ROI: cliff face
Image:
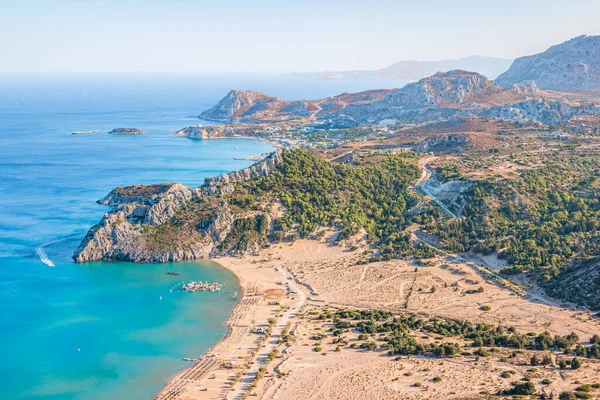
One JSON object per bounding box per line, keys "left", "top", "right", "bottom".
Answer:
{"left": 73, "top": 183, "right": 207, "bottom": 262}
{"left": 496, "top": 35, "right": 600, "bottom": 92}
{"left": 73, "top": 152, "right": 284, "bottom": 263}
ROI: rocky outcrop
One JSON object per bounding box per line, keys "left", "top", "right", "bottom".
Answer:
{"left": 73, "top": 186, "right": 242, "bottom": 263}
{"left": 414, "top": 135, "right": 468, "bottom": 153}
{"left": 98, "top": 183, "right": 179, "bottom": 206}
{"left": 496, "top": 35, "right": 600, "bottom": 92}
{"left": 203, "top": 150, "right": 285, "bottom": 186}
{"left": 74, "top": 183, "right": 205, "bottom": 262}
{"left": 109, "top": 128, "right": 147, "bottom": 135}
{"left": 200, "top": 90, "right": 280, "bottom": 121}
{"left": 73, "top": 153, "right": 284, "bottom": 263}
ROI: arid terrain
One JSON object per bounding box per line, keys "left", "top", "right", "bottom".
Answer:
{"left": 156, "top": 234, "right": 600, "bottom": 400}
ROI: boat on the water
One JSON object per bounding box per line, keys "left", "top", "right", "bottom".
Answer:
{"left": 182, "top": 281, "right": 222, "bottom": 292}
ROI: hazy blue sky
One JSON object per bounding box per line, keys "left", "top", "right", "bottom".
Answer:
{"left": 2, "top": 0, "right": 599, "bottom": 73}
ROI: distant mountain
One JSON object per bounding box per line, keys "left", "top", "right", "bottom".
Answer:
{"left": 200, "top": 70, "right": 600, "bottom": 127}
{"left": 496, "top": 35, "right": 600, "bottom": 92}
{"left": 333, "top": 70, "right": 585, "bottom": 126}
{"left": 199, "top": 88, "right": 394, "bottom": 122}
{"left": 303, "top": 56, "right": 513, "bottom": 81}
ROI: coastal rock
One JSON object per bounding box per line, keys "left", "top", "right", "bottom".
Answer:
{"left": 108, "top": 128, "right": 148, "bottom": 135}
{"left": 203, "top": 150, "right": 284, "bottom": 186}
{"left": 73, "top": 153, "right": 283, "bottom": 263}
{"left": 496, "top": 35, "right": 600, "bottom": 92}
{"left": 98, "top": 183, "right": 178, "bottom": 206}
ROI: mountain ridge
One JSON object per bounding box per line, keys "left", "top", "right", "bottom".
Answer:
{"left": 300, "top": 55, "right": 513, "bottom": 81}
{"left": 198, "top": 70, "right": 600, "bottom": 127}
{"left": 496, "top": 35, "right": 600, "bottom": 92}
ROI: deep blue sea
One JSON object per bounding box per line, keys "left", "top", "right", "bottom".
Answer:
{"left": 0, "top": 73, "right": 408, "bottom": 399}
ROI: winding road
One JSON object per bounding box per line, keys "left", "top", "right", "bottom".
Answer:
{"left": 414, "top": 158, "right": 457, "bottom": 218}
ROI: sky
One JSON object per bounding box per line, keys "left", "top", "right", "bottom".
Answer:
{"left": 1, "top": 0, "right": 600, "bottom": 73}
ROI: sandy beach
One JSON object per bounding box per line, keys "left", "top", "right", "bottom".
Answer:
{"left": 155, "top": 233, "right": 600, "bottom": 400}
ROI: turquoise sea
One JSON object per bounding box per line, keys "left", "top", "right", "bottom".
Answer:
{"left": 0, "top": 73, "right": 407, "bottom": 399}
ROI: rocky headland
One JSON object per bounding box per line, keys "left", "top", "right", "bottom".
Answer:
{"left": 73, "top": 150, "right": 286, "bottom": 263}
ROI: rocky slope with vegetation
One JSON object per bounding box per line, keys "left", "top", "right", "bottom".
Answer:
{"left": 496, "top": 35, "right": 600, "bottom": 92}
{"left": 74, "top": 149, "right": 420, "bottom": 263}
{"left": 426, "top": 145, "right": 600, "bottom": 311}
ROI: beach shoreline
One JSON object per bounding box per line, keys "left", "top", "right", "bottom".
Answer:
{"left": 155, "top": 235, "right": 600, "bottom": 400}
{"left": 155, "top": 259, "right": 247, "bottom": 399}
{"left": 154, "top": 252, "right": 298, "bottom": 400}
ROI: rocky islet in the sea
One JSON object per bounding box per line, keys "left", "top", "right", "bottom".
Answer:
{"left": 108, "top": 128, "right": 148, "bottom": 135}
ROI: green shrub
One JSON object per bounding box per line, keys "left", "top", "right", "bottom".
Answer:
{"left": 505, "top": 381, "right": 536, "bottom": 396}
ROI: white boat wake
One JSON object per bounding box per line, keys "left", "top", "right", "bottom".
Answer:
{"left": 35, "top": 245, "right": 55, "bottom": 267}
{"left": 34, "top": 234, "right": 80, "bottom": 267}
